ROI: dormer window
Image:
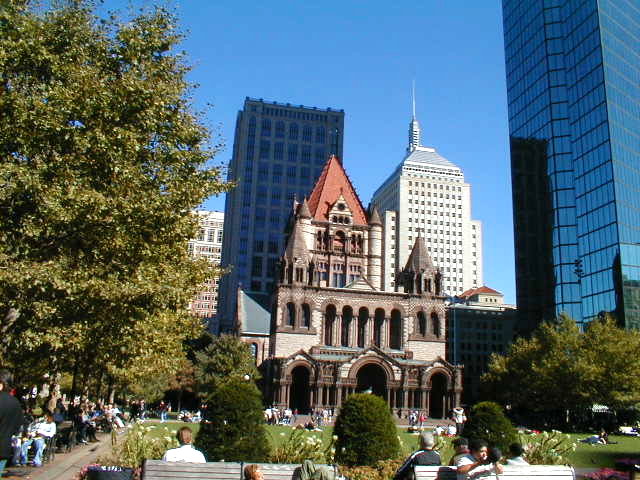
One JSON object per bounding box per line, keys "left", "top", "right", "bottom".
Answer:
{"left": 337, "top": 203, "right": 346, "bottom": 211}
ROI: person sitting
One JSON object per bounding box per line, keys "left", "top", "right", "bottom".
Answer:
{"left": 455, "top": 438, "right": 503, "bottom": 480}
{"left": 449, "top": 437, "right": 470, "bottom": 465}
{"left": 19, "top": 413, "right": 56, "bottom": 467}
{"left": 244, "top": 464, "right": 264, "bottom": 480}
{"left": 162, "top": 426, "right": 205, "bottom": 463}
{"left": 505, "top": 443, "right": 529, "bottom": 465}
{"left": 298, "top": 459, "right": 335, "bottom": 480}
{"left": 393, "top": 432, "right": 441, "bottom": 480}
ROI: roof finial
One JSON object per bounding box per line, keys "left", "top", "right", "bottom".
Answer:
{"left": 408, "top": 79, "right": 421, "bottom": 153}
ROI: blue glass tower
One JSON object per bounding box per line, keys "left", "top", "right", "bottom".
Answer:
{"left": 216, "top": 98, "right": 344, "bottom": 333}
{"left": 503, "top": 0, "right": 640, "bottom": 330}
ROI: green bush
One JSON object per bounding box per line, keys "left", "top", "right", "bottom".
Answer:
{"left": 334, "top": 393, "right": 400, "bottom": 466}
{"left": 519, "top": 431, "right": 576, "bottom": 465}
{"left": 97, "top": 422, "right": 178, "bottom": 467}
{"left": 463, "top": 401, "right": 518, "bottom": 451}
{"left": 194, "top": 378, "right": 270, "bottom": 462}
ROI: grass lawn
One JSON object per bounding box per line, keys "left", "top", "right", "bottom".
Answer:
{"left": 141, "top": 422, "right": 640, "bottom": 469}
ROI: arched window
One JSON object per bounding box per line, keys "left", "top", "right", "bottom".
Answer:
{"left": 418, "top": 311, "right": 427, "bottom": 336}
{"left": 357, "top": 307, "right": 368, "bottom": 348}
{"left": 261, "top": 118, "right": 271, "bottom": 136}
{"left": 374, "top": 308, "right": 385, "bottom": 347}
{"left": 341, "top": 306, "right": 353, "bottom": 347}
{"left": 390, "top": 309, "right": 402, "bottom": 350}
{"left": 324, "top": 305, "right": 336, "bottom": 346}
{"left": 289, "top": 123, "right": 298, "bottom": 140}
{"left": 302, "top": 304, "right": 311, "bottom": 328}
{"left": 250, "top": 343, "right": 258, "bottom": 363}
{"left": 286, "top": 302, "right": 296, "bottom": 327}
{"left": 316, "top": 231, "right": 324, "bottom": 250}
{"left": 431, "top": 312, "right": 440, "bottom": 337}
{"left": 333, "top": 231, "right": 345, "bottom": 252}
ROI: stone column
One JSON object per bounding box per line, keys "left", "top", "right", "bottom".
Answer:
{"left": 382, "top": 318, "right": 389, "bottom": 348}
{"left": 334, "top": 315, "right": 341, "bottom": 346}
{"left": 350, "top": 317, "right": 357, "bottom": 347}
{"left": 366, "top": 316, "right": 373, "bottom": 347}
{"left": 336, "top": 386, "right": 343, "bottom": 407}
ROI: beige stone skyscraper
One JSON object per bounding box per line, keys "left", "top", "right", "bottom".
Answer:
{"left": 371, "top": 101, "right": 483, "bottom": 297}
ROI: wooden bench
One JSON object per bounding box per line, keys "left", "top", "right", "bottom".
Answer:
{"left": 414, "top": 464, "right": 576, "bottom": 480}
{"left": 142, "top": 460, "right": 338, "bottom": 480}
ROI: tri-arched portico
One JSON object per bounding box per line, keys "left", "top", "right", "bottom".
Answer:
{"left": 270, "top": 351, "right": 461, "bottom": 418}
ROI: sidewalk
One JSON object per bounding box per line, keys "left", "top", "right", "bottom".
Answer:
{"left": 3, "top": 432, "right": 115, "bottom": 480}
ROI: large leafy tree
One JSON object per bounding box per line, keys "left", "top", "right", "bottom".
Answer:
{"left": 481, "top": 315, "right": 640, "bottom": 426}
{"left": 0, "top": 0, "right": 229, "bottom": 391}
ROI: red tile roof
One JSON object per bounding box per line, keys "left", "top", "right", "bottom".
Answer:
{"left": 459, "top": 286, "right": 503, "bottom": 298}
{"left": 307, "top": 155, "right": 368, "bottom": 225}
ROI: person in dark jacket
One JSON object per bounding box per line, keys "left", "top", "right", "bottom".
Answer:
{"left": 394, "top": 432, "right": 441, "bottom": 480}
{"left": 0, "top": 370, "right": 24, "bottom": 477}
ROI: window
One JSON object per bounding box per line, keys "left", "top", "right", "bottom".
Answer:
{"left": 251, "top": 256, "right": 263, "bottom": 277}
{"left": 301, "top": 145, "right": 311, "bottom": 163}
{"left": 286, "top": 302, "right": 296, "bottom": 326}
{"left": 302, "top": 125, "right": 312, "bottom": 142}
{"left": 289, "top": 123, "right": 298, "bottom": 140}
{"left": 315, "top": 126, "right": 325, "bottom": 143}
{"left": 302, "top": 304, "right": 311, "bottom": 328}
{"left": 275, "top": 121, "right": 285, "bottom": 138}
{"left": 261, "top": 119, "right": 271, "bottom": 136}
{"left": 259, "top": 140, "right": 270, "bottom": 159}
{"left": 274, "top": 142, "right": 284, "bottom": 160}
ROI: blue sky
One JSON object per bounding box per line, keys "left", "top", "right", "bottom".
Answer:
{"left": 110, "top": 1, "right": 515, "bottom": 303}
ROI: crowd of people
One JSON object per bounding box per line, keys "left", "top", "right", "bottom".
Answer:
{"left": 393, "top": 431, "right": 531, "bottom": 480}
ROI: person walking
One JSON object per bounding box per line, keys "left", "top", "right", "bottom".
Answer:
{"left": 0, "top": 370, "right": 24, "bottom": 477}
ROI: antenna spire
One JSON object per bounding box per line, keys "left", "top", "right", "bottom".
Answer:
{"left": 412, "top": 79, "right": 416, "bottom": 119}
{"left": 408, "top": 80, "right": 421, "bottom": 152}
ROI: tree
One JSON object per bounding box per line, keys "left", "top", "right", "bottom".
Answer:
{"left": 481, "top": 315, "right": 640, "bottom": 428}
{"left": 481, "top": 316, "right": 590, "bottom": 415}
{"left": 462, "top": 402, "right": 518, "bottom": 451}
{"left": 194, "top": 377, "right": 270, "bottom": 462}
{"left": 0, "top": 1, "right": 229, "bottom": 391}
{"left": 195, "top": 334, "right": 260, "bottom": 398}
{"left": 334, "top": 393, "right": 400, "bottom": 466}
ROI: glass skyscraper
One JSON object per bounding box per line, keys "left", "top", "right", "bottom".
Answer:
{"left": 216, "top": 98, "right": 344, "bottom": 333}
{"left": 503, "top": 0, "right": 640, "bottom": 331}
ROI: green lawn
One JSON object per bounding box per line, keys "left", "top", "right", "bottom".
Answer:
{"left": 141, "top": 422, "right": 640, "bottom": 468}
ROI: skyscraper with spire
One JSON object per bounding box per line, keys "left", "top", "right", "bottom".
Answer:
{"left": 371, "top": 91, "right": 483, "bottom": 296}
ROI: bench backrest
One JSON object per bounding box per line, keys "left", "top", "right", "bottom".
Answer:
{"left": 143, "top": 460, "right": 243, "bottom": 479}
{"left": 143, "top": 460, "right": 337, "bottom": 480}
{"left": 414, "top": 465, "right": 576, "bottom": 480}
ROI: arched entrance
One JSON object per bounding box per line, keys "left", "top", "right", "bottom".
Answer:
{"left": 289, "top": 366, "right": 311, "bottom": 413}
{"left": 356, "top": 363, "right": 387, "bottom": 398}
{"left": 429, "top": 373, "right": 448, "bottom": 419}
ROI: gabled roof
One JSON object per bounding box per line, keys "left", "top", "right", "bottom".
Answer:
{"left": 236, "top": 289, "right": 270, "bottom": 335}
{"left": 404, "top": 236, "right": 434, "bottom": 272}
{"left": 307, "top": 155, "right": 368, "bottom": 225}
{"left": 459, "top": 286, "right": 503, "bottom": 298}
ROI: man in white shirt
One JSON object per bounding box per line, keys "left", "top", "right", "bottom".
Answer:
{"left": 455, "top": 439, "right": 503, "bottom": 480}
{"left": 20, "top": 413, "right": 56, "bottom": 467}
{"left": 162, "top": 426, "right": 206, "bottom": 463}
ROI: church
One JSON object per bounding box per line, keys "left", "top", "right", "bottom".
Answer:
{"left": 236, "top": 155, "right": 462, "bottom": 418}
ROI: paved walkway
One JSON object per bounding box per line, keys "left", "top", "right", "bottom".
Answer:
{"left": 3, "top": 432, "right": 116, "bottom": 480}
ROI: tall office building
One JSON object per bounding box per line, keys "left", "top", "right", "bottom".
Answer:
{"left": 217, "top": 98, "right": 345, "bottom": 332}
{"left": 371, "top": 104, "right": 483, "bottom": 297}
{"left": 188, "top": 211, "right": 224, "bottom": 327}
{"left": 502, "top": 0, "right": 640, "bottom": 331}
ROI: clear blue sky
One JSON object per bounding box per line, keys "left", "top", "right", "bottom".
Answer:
{"left": 110, "top": 1, "right": 516, "bottom": 304}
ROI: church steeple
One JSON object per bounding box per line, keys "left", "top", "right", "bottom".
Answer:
{"left": 408, "top": 80, "right": 421, "bottom": 152}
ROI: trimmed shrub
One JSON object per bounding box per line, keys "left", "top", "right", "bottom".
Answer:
{"left": 334, "top": 393, "right": 400, "bottom": 466}
{"left": 194, "top": 377, "right": 270, "bottom": 462}
{"left": 463, "top": 401, "right": 518, "bottom": 451}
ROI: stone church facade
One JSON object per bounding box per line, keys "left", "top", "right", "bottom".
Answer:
{"left": 238, "top": 155, "right": 462, "bottom": 418}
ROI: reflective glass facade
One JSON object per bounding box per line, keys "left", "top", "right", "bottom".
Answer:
{"left": 503, "top": 0, "right": 640, "bottom": 330}
{"left": 216, "top": 98, "right": 344, "bottom": 332}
